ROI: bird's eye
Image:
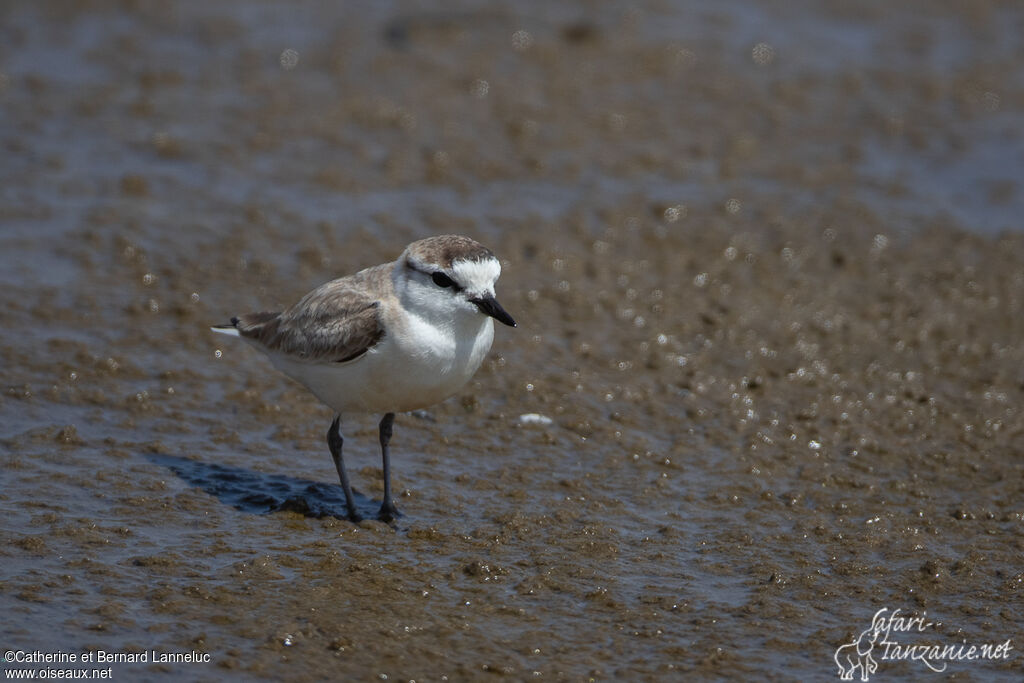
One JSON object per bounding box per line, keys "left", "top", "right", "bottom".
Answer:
{"left": 431, "top": 272, "right": 456, "bottom": 288}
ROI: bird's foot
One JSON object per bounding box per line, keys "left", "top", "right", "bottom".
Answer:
{"left": 378, "top": 500, "right": 400, "bottom": 523}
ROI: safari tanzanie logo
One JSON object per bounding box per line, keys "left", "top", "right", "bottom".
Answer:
{"left": 833, "top": 608, "right": 1014, "bottom": 680}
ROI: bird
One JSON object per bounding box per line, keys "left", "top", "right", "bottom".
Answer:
{"left": 211, "top": 235, "right": 516, "bottom": 522}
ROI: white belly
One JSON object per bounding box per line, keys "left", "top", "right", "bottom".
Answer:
{"left": 265, "top": 315, "right": 494, "bottom": 415}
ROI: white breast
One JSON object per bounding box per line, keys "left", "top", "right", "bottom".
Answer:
{"left": 266, "top": 312, "right": 494, "bottom": 415}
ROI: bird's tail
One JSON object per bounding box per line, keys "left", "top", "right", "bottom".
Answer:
{"left": 210, "top": 316, "right": 241, "bottom": 337}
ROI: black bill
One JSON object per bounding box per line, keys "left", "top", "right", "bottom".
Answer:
{"left": 471, "top": 295, "right": 517, "bottom": 327}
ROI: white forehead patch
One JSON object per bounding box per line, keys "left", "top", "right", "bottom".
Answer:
{"left": 451, "top": 257, "right": 501, "bottom": 294}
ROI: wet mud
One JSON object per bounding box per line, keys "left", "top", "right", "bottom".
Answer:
{"left": 2, "top": 1, "right": 1023, "bottom": 680}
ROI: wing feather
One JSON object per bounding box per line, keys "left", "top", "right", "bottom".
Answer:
{"left": 232, "top": 265, "right": 389, "bottom": 363}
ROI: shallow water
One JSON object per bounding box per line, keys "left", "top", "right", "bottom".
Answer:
{"left": 3, "top": 1, "right": 1023, "bottom": 680}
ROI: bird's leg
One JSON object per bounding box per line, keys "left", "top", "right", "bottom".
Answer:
{"left": 378, "top": 412, "right": 399, "bottom": 521}
{"left": 327, "top": 415, "right": 361, "bottom": 522}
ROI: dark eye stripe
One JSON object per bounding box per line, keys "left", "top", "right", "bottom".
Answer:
{"left": 431, "top": 271, "right": 457, "bottom": 289}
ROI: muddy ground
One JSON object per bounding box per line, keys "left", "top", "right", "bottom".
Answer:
{"left": 2, "top": 1, "right": 1023, "bottom": 680}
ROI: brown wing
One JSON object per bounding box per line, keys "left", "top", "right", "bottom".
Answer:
{"left": 233, "top": 270, "right": 387, "bottom": 363}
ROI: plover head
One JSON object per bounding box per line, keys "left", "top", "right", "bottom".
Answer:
{"left": 398, "top": 235, "right": 516, "bottom": 327}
